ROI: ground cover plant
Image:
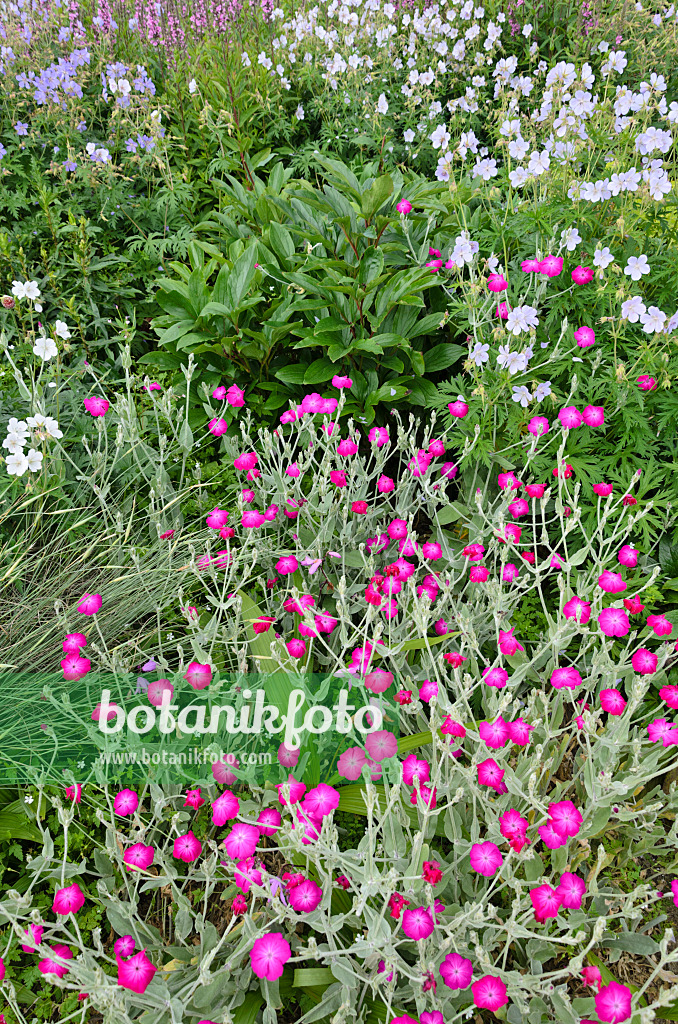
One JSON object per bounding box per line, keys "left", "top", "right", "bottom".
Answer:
{"left": 0, "top": 0, "right": 677, "bottom": 1022}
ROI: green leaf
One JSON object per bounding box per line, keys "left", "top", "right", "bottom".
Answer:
{"left": 232, "top": 992, "right": 265, "bottom": 1024}
{"left": 269, "top": 222, "right": 295, "bottom": 263}
{"left": 424, "top": 344, "right": 466, "bottom": 372}
{"left": 357, "top": 247, "right": 385, "bottom": 286}
{"left": 275, "top": 364, "right": 308, "bottom": 385}
{"left": 361, "top": 174, "right": 393, "bottom": 218}
{"left": 304, "top": 359, "right": 338, "bottom": 385}
{"left": 226, "top": 246, "right": 257, "bottom": 308}
{"left": 0, "top": 802, "right": 41, "bottom": 842}
{"left": 293, "top": 969, "right": 334, "bottom": 988}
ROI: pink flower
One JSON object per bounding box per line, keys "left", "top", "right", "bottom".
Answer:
{"left": 52, "top": 883, "right": 85, "bottom": 915}
{"left": 234, "top": 453, "right": 258, "bottom": 471}
{"left": 499, "top": 808, "right": 528, "bottom": 845}
{"left": 530, "top": 884, "right": 562, "bottom": 922}
{"left": 508, "top": 718, "right": 533, "bottom": 746}
{"left": 276, "top": 555, "right": 298, "bottom": 575}
{"left": 618, "top": 544, "right": 638, "bottom": 567}
{"left": 441, "top": 461, "right": 458, "bottom": 478}
{"left": 502, "top": 563, "right": 520, "bottom": 581}
{"left": 123, "top": 843, "right": 154, "bottom": 871}
{"left": 648, "top": 718, "right": 675, "bottom": 743}
{"left": 422, "top": 541, "right": 442, "bottom": 560}
{"left": 39, "top": 945, "right": 73, "bottom": 979}
{"left": 208, "top": 417, "right": 228, "bottom": 436}
{"left": 521, "top": 258, "right": 541, "bottom": 273}
{"left": 337, "top": 439, "right": 358, "bottom": 456}
{"left": 558, "top": 406, "right": 583, "bottom": 429}
{"left": 227, "top": 384, "right": 245, "bottom": 407}
{"left": 495, "top": 301, "right": 510, "bottom": 318}
{"left": 498, "top": 628, "right": 523, "bottom": 656}
{"left": 377, "top": 473, "right": 395, "bottom": 492}
{"left": 482, "top": 666, "right": 508, "bottom": 688}
{"left": 369, "top": 426, "right": 389, "bottom": 446}
{"left": 448, "top": 399, "right": 469, "bottom": 418}
{"left": 257, "top": 808, "right": 282, "bottom": 836}
{"left": 287, "top": 638, "right": 307, "bottom": 658}
{"left": 114, "top": 789, "right": 139, "bottom": 817}
{"left": 598, "top": 608, "right": 630, "bottom": 637}
{"left": 63, "top": 632, "right": 87, "bottom": 653}
{"left": 21, "top": 923, "right": 44, "bottom": 952}
{"left": 173, "top": 830, "right": 202, "bottom": 863}
{"left": 365, "top": 730, "right": 398, "bottom": 761}
{"left": 212, "top": 791, "right": 240, "bottom": 825}
{"left": 402, "top": 754, "right": 430, "bottom": 786}
{"left": 479, "top": 717, "right": 510, "bottom": 749}
{"left": 583, "top": 404, "right": 604, "bottom": 426}
{"left": 508, "top": 498, "right": 529, "bottom": 517}
{"left": 632, "top": 648, "right": 658, "bottom": 674}
{"left": 184, "top": 788, "right": 204, "bottom": 810}
{"left": 660, "top": 685, "right": 678, "bottom": 709}
{"left": 250, "top": 933, "right": 291, "bottom": 980}
{"left": 598, "top": 571, "right": 627, "bottom": 593}
{"left": 440, "top": 952, "right": 473, "bottom": 989}
{"left": 648, "top": 613, "right": 672, "bottom": 637}
{"left": 549, "top": 799, "right": 583, "bottom": 838}
{"left": 224, "top": 823, "right": 260, "bottom": 859}
{"left": 472, "top": 975, "right": 508, "bottom": 1012}
{"left": 571, "top": 265, "right": 593, "bottom": 285}
{"left": 582, "top": 965, "right": 603, "bottom": 991}
{"left": 498, "top": 470, "right": 521, "bottom": 490}
{"left": 594, "top": 482, "right": 613, "bottom": 496}
{"left": 65, "top": 783, "right": 82, "bottom": 803}
{"left": 562, "top": 595, "right": 591, "bottom": 625}
{"left": 83, "top": 395, "right": 109, "bottom": 417}
{"left": 61, "top": 653, "right": 91, "bottom": 680}
{"left": 477, "top": 758, "right": 505, "bottom": 791}
{"left": 303, "top": 783, "right": 340, "bottom": 818}
{"left": 595, "top": 981, "right": 632, "bottom": 1023}
{"left": 556, "top": 872, "right": 586, "bottom": 909}
{"left": 470, "top": 565, "right": 489, "bottom": 582}
{"left": 624, "top": 594, "right": 645, "bottom": 614}
{"left": 574, "top": 326, "right": 595, "bottom": 347}
{"left": 539, "top": 822, "right": 567, "bottom": 849}
{"left": 539, "top": 254, "right": 563, "bottom": 277}
{"left": 528, "top": 415, "right": 549, "bottom": 437}
{"left": 396, "top": 198, "right": 412, "bottom": 214}
{"left": 117, "top": 949, "right": 157, "bottom": 993}
{"left": 77, "top": 592, "right": 102, "bottom": 615}
{"left": 526, "top": 483, "right": 546, "bottom": 497}
{"left": 402, "top": 906, "right": 435, "bottom": 940}
{"left": 213, "top": 757, "right": 239, "bottom": 784}
{"left": 422, "top": 860, "right": 443, "bottom": 884}
{"left": 672, "top": 879, "right": 678, "bottom": 906}
{"left": 470, "top": 841, "right": 503, "bottom": 877}
{"left": 184, "top": 661, "right": 212, "bottom": 689}
{"left": 602, "top": 688, "right": 630, "bottom": 712}
{"left": 114, "top": 936, "right": 135, "bottom": 958}
{"left": 487, "top": 273, "right": 508, "bottom": 291}
{"left": 147, "top": 679, "right": 174, "bottom": 706}
{"left": 637, "top": 375, "right": 657, "bottom": 391}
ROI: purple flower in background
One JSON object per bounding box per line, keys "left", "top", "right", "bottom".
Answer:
{"left": 58, "top": 27, "right": 71, "bottom": 41}
{"left": 0, "top": 144, "right": 6, "bottom": 160}
{"left": 76, "top": 120, "right": 86, "bottom": 131}
{"left": 14, "top": 121, "right": 28, "bottom": 135}
{"left": 125, "top": 138, "right": 137, "bottom": 153}
{"left": 62, "top": 159, "right": 77, "bottom": 172}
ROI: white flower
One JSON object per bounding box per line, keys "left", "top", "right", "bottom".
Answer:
{"left": 6, "top": 451, "right": 28, "bottom": 476}
{"left": 11, "top": 279, "right": 40, "bottom": 301}
{"left": 506, "top": 351, "right": 528, "bottom": 374}
{"left": 470, "top": 342, "right": 490, "bottom": 366}
{"left": 295, "top": 104, "right": 304, "bottom": 120}
{"left": 512, "top": 385, "right": 532, "bottom": 406}
{"left": 508, "top": 135, "right": 529, "bottom": 160}
{"left": 509, "top": 166, "right": 530, "bottom": 188}
{"left": 496, "top": 344, "right": 512, "bottom": 369}
{"left": 24, "top": 794, "right": 33, "bottom": 804}
{"left": 620, "top": 296, "right": 646, "bottom": 322}
{"left": 624, "top": 254, "right": 650, "bottom": 281}
{"left": 472, "top": 157, "right": 498, "bottom": 181}
{"left": 593, "top": 246, "right": 614, "bottom": 269}
{"left": 527, "top": 149, "right": 550, "bottom": 175}
{"left": 430, "top": 124, "right": 450, "bottom": 150}
{"left": 534, "top": 381, "right": 552, "bottom": 402}
{"left": 403, "top": 129, "right": 415, "bottom": 143}
{"left": 2, "top": 431, "right": 27, "bottom": 454}
{"left": 639, "top": 305, "right": 667, "bottom": 333}
{"left": 560, "top": 227, "right": 581, "bottom": 251}
{"left": 8, "top": 418, "right": 28, "bottom": 433}
{"left": 505, "top": 304, "right": 539, "bottom": 335}
{"left": 33, "top": 336, "right": 58, "bottom": 361}
{"left": 376, "top": 93, "right": 389, "bottom": 115}
{"left": 54, "top": 320, "right": 71, "bottom": 340}
{"left": 242, "top": 52, "right": 251, "bottom": 67}
{"left": 188, "top": 78, "right": 197, "bottom": 94}
{"left": 26, "top": 449, "right": 43, "bottom": 472}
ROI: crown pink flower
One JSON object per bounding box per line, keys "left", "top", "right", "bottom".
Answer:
{"left": 226, "top": 384, "right": 245, "bottom": 407}
{"left": 114, "top": 789, "right": 139, "bottom": 816}
{"left": 487, "top": 272, "right": 508, "bottom": 291}
{"left": 598, "top": 608, "right": 630, "bottom": 637}
{"left": 508, "top": 498, "right": 529, "bottom": 517}
{"left": 526, "top": 483, "right": 546, "bottom": 499}
{"left": 396, "top": 198, "right": 412, "bottom": 214}
{"left": 499, "top": 808, "right": 528, "bottom": 845}
{"left": 114, "top": 935, "right": 135, "bottom": 958}
{"left": 593, "top": 482, "right": 613, "bottom": 497}
{"left": 598, "top": 570, "right": 627, "bottom": 593}
{"left": 660, "top": 685, "right": 678, "bottom": 709}
{"left": 234, "top": 858, "right": 262, "bottom": 893}
{"left": 439, "top": 952, "right": 473, "bottom": 989}
{"left": 83, "top": 395, "right": 109, "bottom": 417}
{"left": 63, "top": 632, "right": 87, "bottom": 653}
{"left": 39, "top": 945, "right": 73, "bottom": 978}
{"left": 581, "top": 965, "right": 602, "bottom": 991}
{"left": 637, "top": 375, "right": 656, "bottom": 391}
{"left": 482, "top": 666, "right": 508, "bottom": 688}
{"left": 648, "top": 613, "right": 672, "bottom": 637}
{"left": 498, "top": 628, "right": 523, "bottom": 656}
{"left": 463, "top": 543, "right": 485, "bottom": 560}
{"left": 617, "top": 544, "right": 638, "bottom": 567}
{"left": 441, "top": 461, "right": 458, "bottom": 480}
{"left": 303, "top": 783, "right": 340, "bottom": 819}
{"left": 338, "top": 747, "right": 367, "bottom": 780}
{"left": 508, "top": 718, "right": 533, "bottom": 746}
{"left": 448, "top": 399, "right": 469, "bottom": 417}
{"left": 558, "top": 406, "right": 583, "bottom": 429}
{"left": 61, "top": 653, "right": 91, "bottom": 680}
{"left": 92, "top": 700, "right": 119, "bottom": 722}
{"left": 276, "top": 555, "right": 298, "bottom": 575}
{"left": 574, "top": 325, "right": 595, "bottom": 347}
{"left": 600, "top": 688, "right": 627, "bottom": 715}
{"left": 648, "top": 718, "right": 675, "bottom": 743}
{"left": 539, "top": 821, "right": 567, "bottom": 849}
{"left": 571, "top": 265, "right": 593, "bottom": 285}
{"left": 21, "top": 923, "right": 44, "bottom": 952}
{"left": 289, "top": 879, "right": 322, "bottom": 912}
{"left": 212, "top": 385, "right": 227, "bottom": 400}
{"left": 234, "top": 452, "right": 258, "bottom": 471}
{"left": 498, "top": 470, "right": 521, "bottom": 490}
{"left": 213, "top": 758, "right": 239, "bottom": 784}
{"left": 184, "top": 788, "right": 204, "bottom": 810}
{"left": 562, "top": 595, "right": 591, "bottom": 624}
{"left": 672, "top": 879, "right": 678, "bottom": 906}
{"left": 422, "top": 860, "right": 443, "bottom": 885}
{"left": 632, "top": 648, "right": 658, "bottom": 674}
{"left": 521, "top": 258, "right": 541, "bottom": 273}
{"left": 77, "top": 592, "right": 102, "bottom": 615}
{"left": 53, "top": 882, "right": 85, "bottom": 916}
{"left": 553, "top": 461, "right": 573, "bottom": 478}
{"left": 549, "top": 799, "right": 582, "bottom": 838}
{"left": 65, "top": 783, "right": 81, "bottom": 803}
{"left": 250, "top": 932, "right": 291, "bottom": 980}
{"left": 556, "top": 872, "right": 586, "bottom": 909}
{"left": 583, "top": 404, "right": 604, "bottom": 426}
{"left": 402, "top": 754, "right": 430, "bottom": 786}
{"left": 208, "top": 417, "right": 228, "bottom": 436}
{"left": 470, "top": 841, "right": 503, "bottom": 877}
{"left": 470, "top": 565, "right": 489, "bottom": 582}
{"left": 211, "top": 790, "right": 240, "bottom": 826}
{"left": 145, "top": 678, "right": 173, "bottom": 707}
{"left": 477, "top": 758, "right": 505, "bottom": 791}
{"left": 206, "top": 507, "right": 229, "bottom": 529}
{"left": 365, "top": 730, "right": 398, "bottom": 762}
{"left": 539, "top": 254, "right": 563, "bottom": 277}
{"left": 286, "top": 638, "right": 306, "bottom": 658}
{"left": 418, "top": 679, "right": 439, "bottom": 703}
{"left": 123, "top": 843, "right": 155, "bottom": 871}
{"left": 257, "top": 808, "right": 282, "bottom": 836}
{"left": 530, "top": 884, "right": 562, "bottom": 922}
{"left": 173, "top": 830, "right": 202, "bottom": 863}
{"left": 479, "top": 717, "right": 510, "bottom": 749}
{"left": 337, "top": 439, "right": 358, "bottom": 456}
{"left": 224, "top": 823, "right": 260, "bottom": 859}
{"left": 402, "top": 906, "right": 435, "bottom": 940}
{"left": 495, "top": 301, "right": 510, "bottom": 318}
{"left": 472, "top": 975, "right": 508, "bottom": 1011}
{"left": 117, "top": 949, "right": 157, "bottom": 993}
{"left": 594, "top": 981, "right": 632, "bottom": 1023}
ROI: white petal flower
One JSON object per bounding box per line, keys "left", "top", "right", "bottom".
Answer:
{"left": 6, "top": 452, "right": 28, "bottom": 476}
{"left": 33, "top": 336, "right": 58, "bottom": 361}
{"left": 54, "top": 320, "right": 72, "bottom": 340}
{"left": 26, "top": 449, "right": 43, "bottom": 472}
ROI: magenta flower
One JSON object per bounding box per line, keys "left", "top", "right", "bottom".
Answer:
{"left": 498, "top": 628, "right": 523, "bottom": 656}
{"left": 234, "top": 452, "right": 258, "bottom": 471}
{"left": 337, "top": 439, "right": 358, "bottom": 456}
{"left": 365, "top": 730, "right": 398, "bottom": 762}
{"left": 212, "top": 385, "right": 227, "bottom": 400}
{"left": 508, "top": 718, "right": 533, "bottom": 746}
{"left": 303, "top": 783, "right": 340, "bottom": 818}
{"left": 598, "top": 570, "right": 627, "bottom": 593}
{"left": 479, "top": 717, "right": 510, "bottom": 749}
{"left": 173, "top": 830, "right": 202, "bottom": 863}
{"left": 257, "top": 808, "right": 282, "bottom": 836}
{"left": 83, "top": 395, "right": 109, "bottom": 417}
{"left": 402, "top": 906, "right": 434, "bottom": 940}
{"left": 539, "top": 254, "right": 563, "bottom": 277}
{"left": 276, "top": 555, "right": 298, "bottom": 575}
{"left": 226, "top": 384, "right": 245, "bottom": 406}
{"left": 528, "top": 415, "right": 549, "bottom": 436}
{"left": 563, "top": 595, "right": 591, "bottom": 624}
{"left": 63, "top": 632, "right": 87, "bottom": 653}
{"left": 114, "top": 788, "right": 139, "bottom": 817}
{"left": 472, "top": 975, "right": 508, "bottom": 1011}
{"left": 600, "top": 688, "right": 627, "bottom": 715}
{"left": 114, "top": 935, "right": 135, "bottom": 958}
{"left": 482, "top": 666, "right": 508, "bottom": 688}
{"left": 117, "top": 949, "right": 157, "bottom": 993}
{"left": 530, "top": 883, "right": 562, "bottom": 922}
{"left": 52, "top": 883, "right": 85, "bottom": 915}
{"left": 648, "top": 613, "right": 672, "bottom": 636}
{"left": 213, "top": 758, "right": 239, "bottom": 784}
{"left": 287, "top": 638, "right": 307, "bottom": 658}
{"left": 123, "top": 843, "right": 154, "bottom": 871}
{"left": 556, "top": 872, "right": 586, "bottom": 909}
{"left": 477, "top": 758, "right": 506, "bottom": 791}
{"left": 206, "top": 507, "right": 229, "bottom": 529}
{"left": 208, "top": 417, "right": 228, "bottom": 436}
{"left": 508, "top": 498, "right": 529, "bottom": 517}
{"left": 637, "top": 375, "right": 656, "bottom": 391}
{"left": 521, "top": 258, "right": 541, "bottom": 273}
{"left": 495, "top": 301, "right": 510, "bottom": 318}
{"left": 338, "top": 747, "right": 368, "bottom": 780}
{"left": 377, "top": 473, "right": 395, "bottom": 493}
{"left": 39, "top": 945, "right": 73, "bottom": 979}
{"left": 439, "top": 952, "right": 473, "bottom": 989}
{"left": 574, "top": 325, "right": 595, "bottom": 347}
{"left": 618, "top": 544, "right": 638, "bottom": 568}
{"left": 660, "top": 685, "right": 678, "bottom": 709}
{"left": 441, "top": 460, "right": 458, "bottom": 479}
{"left": 470, "top": 565, "right": 489, "bottom": 582}
{"left": 418, "top": 679, "right": 439, "bottom": 703}
{"left": 184, "top": 661, "right": 212, "bottom": 689}
{"left": 396, "top": 198, "right": 412, "bottom": 214}
{"left": 632, "top": 648, "right": 658, "bottom": 674}
{"left": 402, "top": 753, "right": 431, "bottom": 786}
{"left": 61, "top": 653, "right": 91, "bottom": 680}
{"left": 595, "top": 981, "right": 632, "bottom": 1023}
{"left": 250, "top": 932, "right": 291, "bottom": 980}
{"left": 558, "top": 406, "right": 583, "bottom": 429}
{"left": 487, "top": 272, "right": 508, "bottom": 291}
{"left": 147, "top": 679, "right": 174, "bottom": 707}
{"left": 583, "top": 404, "right": 604, "bottom": 426}
{"left": 539, "top": 821, "right": 567, "bottom": 849}
{"left": 289, "top": 879, "right": 322, "bottom": 912}
{"left": 550, "top": 666, "right": 582, "bottom": 690}
{"left": 549, "top": 800, "right": 583, "bottom": 838}
{"left": 498, "top": 470, "right": 521, "bottom": 490}
{"left": 598, "top": 607, "right": 630, "bottom": 637}
{"left": 212, "top": 790, "right": 240, "bottom": 826}
{"left": 470, "top": 841, "right": 503, "bottom": 877}
{"left": 224, "top": 822, "right": 260, "bottom": 859}
{"left": 593, "top": 482, "right": 613, "bottom": 497}
{"left": 648, "top": 718, "right": 675, "bottom": 743}
{"left": 571, "top": 265, "right": 593, "bottom": 285}
{"left": 582, "top": 965, "right": 602, "bottom": 991}
{"left": 448, "top": 399, "right": 469, "bottom": 418}
{"left": 21, "top": 923, "right": 44, "bottom": 952}
{"left": 77, "top": 592, "right": 102, "bottom": 615}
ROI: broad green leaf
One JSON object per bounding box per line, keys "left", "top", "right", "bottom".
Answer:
{"left": 232, "top": 992, "right": 265, "bottom": 1024}
{"left": 226, "top": 246, "right": 257, "bottom": 308}
{"left": 361, "top": 174, "right": 393, "bottom": 218}
{"left": 424, "top": 343, "right": 466, "bottom": 372}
